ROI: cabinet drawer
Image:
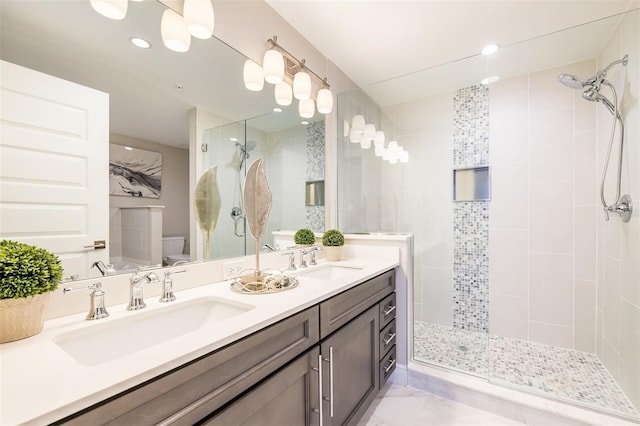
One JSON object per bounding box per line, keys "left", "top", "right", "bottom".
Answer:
{"left": 378, "top": 293, "right": 396, "bottom": 329}
{"left": 379, "top": 319, "right": 396, "bottom": 358}
{"left": 320, "top": 269, "right": 395, "bottom": 339}
{"left": 56, "top": 306, "right": 319, "bottom": 426}
{"left": 379, "top": 345, "right": 396, "bottom": 386}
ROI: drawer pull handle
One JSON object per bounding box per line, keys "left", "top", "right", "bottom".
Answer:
{"left": 383, "top": 305, "right": 396, "bottom": 316}
{"left": 383, "top": 332, "right": 396, "bottom": 346}
{"left": 312, "top": 354, "right": 323, "bottom": 426}
{"left": 384, "top": 358, "right": 396, "bottom": 373}
{"left": 323, "top": 347, "right": 334, "bottom": 417}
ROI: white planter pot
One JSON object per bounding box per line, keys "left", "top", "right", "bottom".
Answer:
{"left": 323, "top": 246, "right": 342, "bottom": 262}
{"left": 0, "top": 292, "right": 50, "bottom": 343}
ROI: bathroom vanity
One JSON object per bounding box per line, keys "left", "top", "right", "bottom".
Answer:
{"left": 0, "top": 255, "right": 398, "bottom": 426}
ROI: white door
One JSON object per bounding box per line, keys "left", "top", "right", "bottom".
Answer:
{"left": 0, "top": 60, "right": 109, "bottom": 279}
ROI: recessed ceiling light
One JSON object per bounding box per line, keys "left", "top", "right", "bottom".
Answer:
{"left": 230, "top": 137, "right": 238, "bottom": 142}
{"left": 301, "top": 121, "right": 309, "bottom": 125}
{"left": 481, "top": 75, "right": 501, "bottom": 85}
{"left": 481, "top": 44, "right": 499, "bottom": 55}
{"left": 130, "top": 37, "right": 151, "bottom": 49}
{"left": 273, "top": 107, "right": 283, "bottom": 113}
{"left": 124, "top": 146, "right": 134, "bottom": 151}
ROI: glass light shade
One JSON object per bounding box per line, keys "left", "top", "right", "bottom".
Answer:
{"left": 374, "top": 130, "right": 385, "bottom": 147}
{"left": 389, "top": 156, "right": 399, "bottom": 164}
{"left": 360, "top": 138, "right": 372, "bottom": 149}
{"left": 298, "top": 98, "right": 315, "bottom": 118}
{"left": 90, "top": 0, "right": 128, "bottom": 20}
{"left": 374, "top": 145, "right": 385, "bottom": 157}
{"left": 263, "top": 50, "right": 285, "bottom": 84}
{"left": 349, "top": 129, "right": 362, "bottom": 143}
{"left": 382, "top": 149, "right": 392, "bottom": 161}
{"left": 274, "top": 81, "right": 292, "bottom": 106}
{"left": 387, "top": 140, "right": 399, "bottom": 152}
{"left": 183, "top": 0, "right": 214, "bottom": 39}
{"left": 343, "top": 120, "right": 350, "bottom": 137}
{"left": 400, "top": 150, "right": 409, "bottom": 163}
{"left": 363, "top": 123, "right": 376, "bottom": 141}
{"left": 161, "top": 9, "right": 191, "bottom": 53}
{"left": 243, "top": 60, "right": 264, "bottom": 91}
{"left": 351, "top": 115, "right": 365, "bottom": 133}
{"left": 317, "top": 88, "right": 333, "bottom": 114}
{"left": 293, "top": 71, "right": 311, "bottom": 100}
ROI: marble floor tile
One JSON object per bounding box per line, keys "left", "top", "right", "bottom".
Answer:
{"left": 358, "top": 383, "right": 525, "bottom": 426}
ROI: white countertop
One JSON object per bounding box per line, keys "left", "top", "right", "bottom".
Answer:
{"left": 0, "top": 257, "right": 398, "bottom": 425}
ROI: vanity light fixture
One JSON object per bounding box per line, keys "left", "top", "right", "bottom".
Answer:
{"left": 90, "top": 0, "right": 127, "bottom": 20}
{"left": 90, "top": 0, "right": 215, "bottom": 53}
{"left": 130, "top": 37, "right": 151, "bottom": 49}
{"left": 244, "top": 36, "right": 333, "bottom": 118}
{"left": 243, "top": 60, "right": 264, "bottom": 92}
{"left": 161, "top": 8, "right": 191, "bottom": 53}
{"left": 183, "top": 0, "right": 215, "bottom": 40}
{"left": 481, "top": 44, "right": 499, "bottom": 55}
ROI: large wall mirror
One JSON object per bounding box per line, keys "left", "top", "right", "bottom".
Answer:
{"left": 0, "top": 0, "right": 325, "bottom": 280}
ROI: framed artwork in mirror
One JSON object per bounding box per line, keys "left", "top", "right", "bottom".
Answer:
{"left": 109, "top": 144, "right": 162, "bottom": 198}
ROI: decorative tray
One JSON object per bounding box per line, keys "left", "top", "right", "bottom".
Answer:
{"left": 229, "top": 268, "right": 299, "bottom": 294}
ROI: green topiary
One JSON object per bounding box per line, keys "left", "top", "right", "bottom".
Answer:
{"left": 294, "top": 228, "right": 315, "bottom": 245}
{"left": 0, "top": 240, "right": 63, "bottom": 299}
{"left": 322, "top": 229, "right": 344, "bottom": 247}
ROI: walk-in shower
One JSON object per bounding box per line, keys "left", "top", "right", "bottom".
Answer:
{"left": 558, "top": 54, "right": 633, "bottom": 222}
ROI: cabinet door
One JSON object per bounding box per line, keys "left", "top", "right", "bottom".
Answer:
{"left": 202, "top": 347, "right": 321, "bottom": 426}
{"left": 321, "top": 305, "right": 379, "bottom": 426}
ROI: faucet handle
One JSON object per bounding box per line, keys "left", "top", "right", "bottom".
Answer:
{"left": 282, "top": 251, "right": 296, "bottom": 271}
{"left": 63, "top": 282, "right": 109, "bottom": 320}
{"left": 160, "top": 269, "right": 186, "bottom": 302}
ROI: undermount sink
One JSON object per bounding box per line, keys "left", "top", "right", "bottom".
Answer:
{"left": 297, "top": 264, "right": 363, "bottom": 280}
{"left": 53, "top": 297, "right": 255, "bottom": 366}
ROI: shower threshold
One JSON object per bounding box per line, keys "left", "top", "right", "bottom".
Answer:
{"left": 414, "top": 321, "right": 639, "bottom": 420}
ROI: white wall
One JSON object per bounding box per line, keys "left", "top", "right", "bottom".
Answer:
{"left": 595, "top": 8, "right": 640, "bottom": 409}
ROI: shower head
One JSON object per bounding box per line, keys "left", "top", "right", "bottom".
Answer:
{"left": 246, "top": 140, "right": 257, "bottom": 152}
{"left": 557, "top": 74, "right": 588, "bottom": 89}
{"left": 582, "top": 88, "right": 620, "bottom": 118}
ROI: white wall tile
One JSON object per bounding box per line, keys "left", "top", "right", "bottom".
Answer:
{"left": 529, "top": 253, "right": 573, "bottom": 327}
{"left": 489, "top": 229, "right": 528, "bottom": 297}
{"left": 574, "top": 280, "right": 596, "bottom": 353}
{"left": 529, "top": 182, "right": 573, "bottom": 253}
{"left": 421, "top": 267, "right": 453, "bottom": 327}
{"left": 489, "top": 294, "right": 528, "bottom": 340}
{"left": 529, "top": 65, "right": 574, "bottom": 114}
{"left": 490, "top": 162, "right": 528, "bottom": 229}
{"left": 603, "top": 256, "right": 621, "bottom": 351}
{"left": 489, "top": 75, "right": 528, "bottom": 98}
{"left": 529, "top": 109, "right": 573, "bottom": 184}
{"left": 618, "top": 299, "right": 640, "bottom": 408}
{"left": 489, "top": 92, "right": 528, "bottom": 166}
{"left": 621, "top": 220, "right": 640, "bottom": 307}
{"left": 529, "top": 321, "right": 573, "bottom": 348}
{"left": 602, "top": 338, "right": 620, "bottom": 381}
{"left": 574, "top": 205, "right": 596, "bottom": 281}
{"left": 574, "top": 129, "right": 596, "bottom": 206}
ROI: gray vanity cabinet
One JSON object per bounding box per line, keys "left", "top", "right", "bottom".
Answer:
{"left": 203, "top": 347, "right": 321, "bottom": 426}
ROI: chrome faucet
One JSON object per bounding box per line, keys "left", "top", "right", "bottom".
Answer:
{"left": 127, "top": 269, "right": 160, "bottom": 310}
{"left": 282, "top": 251, "right": 296, "bottom": 271}
{"left": 300, "top": 246, "right": 319, "bottom": 268}
{"left": 160, "top": 269, "right": 186, "bottom": 303}
{"left": 92, "top": 260, "right": 108, "bottom": 276}
{"left": 63, "top": 282, "right": 109, "bottom": 320}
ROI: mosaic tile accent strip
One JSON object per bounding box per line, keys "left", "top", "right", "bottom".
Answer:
{"left": 414, "top": 321, "right": 640, "bottom": 419}
{"left": 452, "top": 85, "right": 490, "bottom": 333}
{"left": 453, "top": 85, "right": 489, "bottom": 168}
{"left": 306, "top": 121, "right": 325, "bottom": 231}
{"left": 453, "top": 201, "right": 489, "bottom": 332}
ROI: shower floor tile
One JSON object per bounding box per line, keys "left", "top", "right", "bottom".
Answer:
{"left": 414, "top": 321, "right": 639, "bottom": 419}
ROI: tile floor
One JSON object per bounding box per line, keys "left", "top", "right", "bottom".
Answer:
{"left": 413, "top": 321, "right": 640, "bottom": 418}
{"left": 358, "top": 383, "right": 525, "bottom": 425}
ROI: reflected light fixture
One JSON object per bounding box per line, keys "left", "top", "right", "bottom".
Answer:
{"left": 183, "top": 0, "right": 215, "bottom": 39}
{"left": 351, "top": 115, "right": 365, "bottom": 134}
{"left": 481, "top": 75, "right": 500, "bottom": 85}
{"left": 243, "top": 36, "right": 333, "bottom": 118}
{"left": 374, "top": 130, "right": 385, "bottom": 147}
{"left": 299, "top": 98, "right": 315, "bottom": 118}
{"left": 274, "top": 81, "right": 292, "bottom": 106}
{"left": 293, "top": 70, "right": 311, "bottom": 100}
{"left": 90, "top": 0, "right": 128, "bottom": 20}
{"left": 263, "top": 50, "right": 285, "bottom": 84}
{"left": 161, "top": 8, "right": 191, "bottom": 52}
{"left": 130, "top": 37, "right": 151, "bottom": 49}
{"left": 243, "top": 60, "right": 264, "bottom": 91}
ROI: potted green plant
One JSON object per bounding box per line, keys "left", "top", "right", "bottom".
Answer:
{"left": 294, "top": 228, "right": 316, "bottom": 246}
{"left": 322, "top": 229, "right": 345, "bottom": 261}
{"left": 0, "top": 240, "right": 63, "bottom": 343}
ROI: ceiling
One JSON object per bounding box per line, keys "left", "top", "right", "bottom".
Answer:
{"left": 266, "top": 0, "right": 635, "bottom": 90}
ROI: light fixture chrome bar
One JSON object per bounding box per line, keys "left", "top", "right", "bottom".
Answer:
{"left": 267, "top": 36, "right": 330, "bottom": 88}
